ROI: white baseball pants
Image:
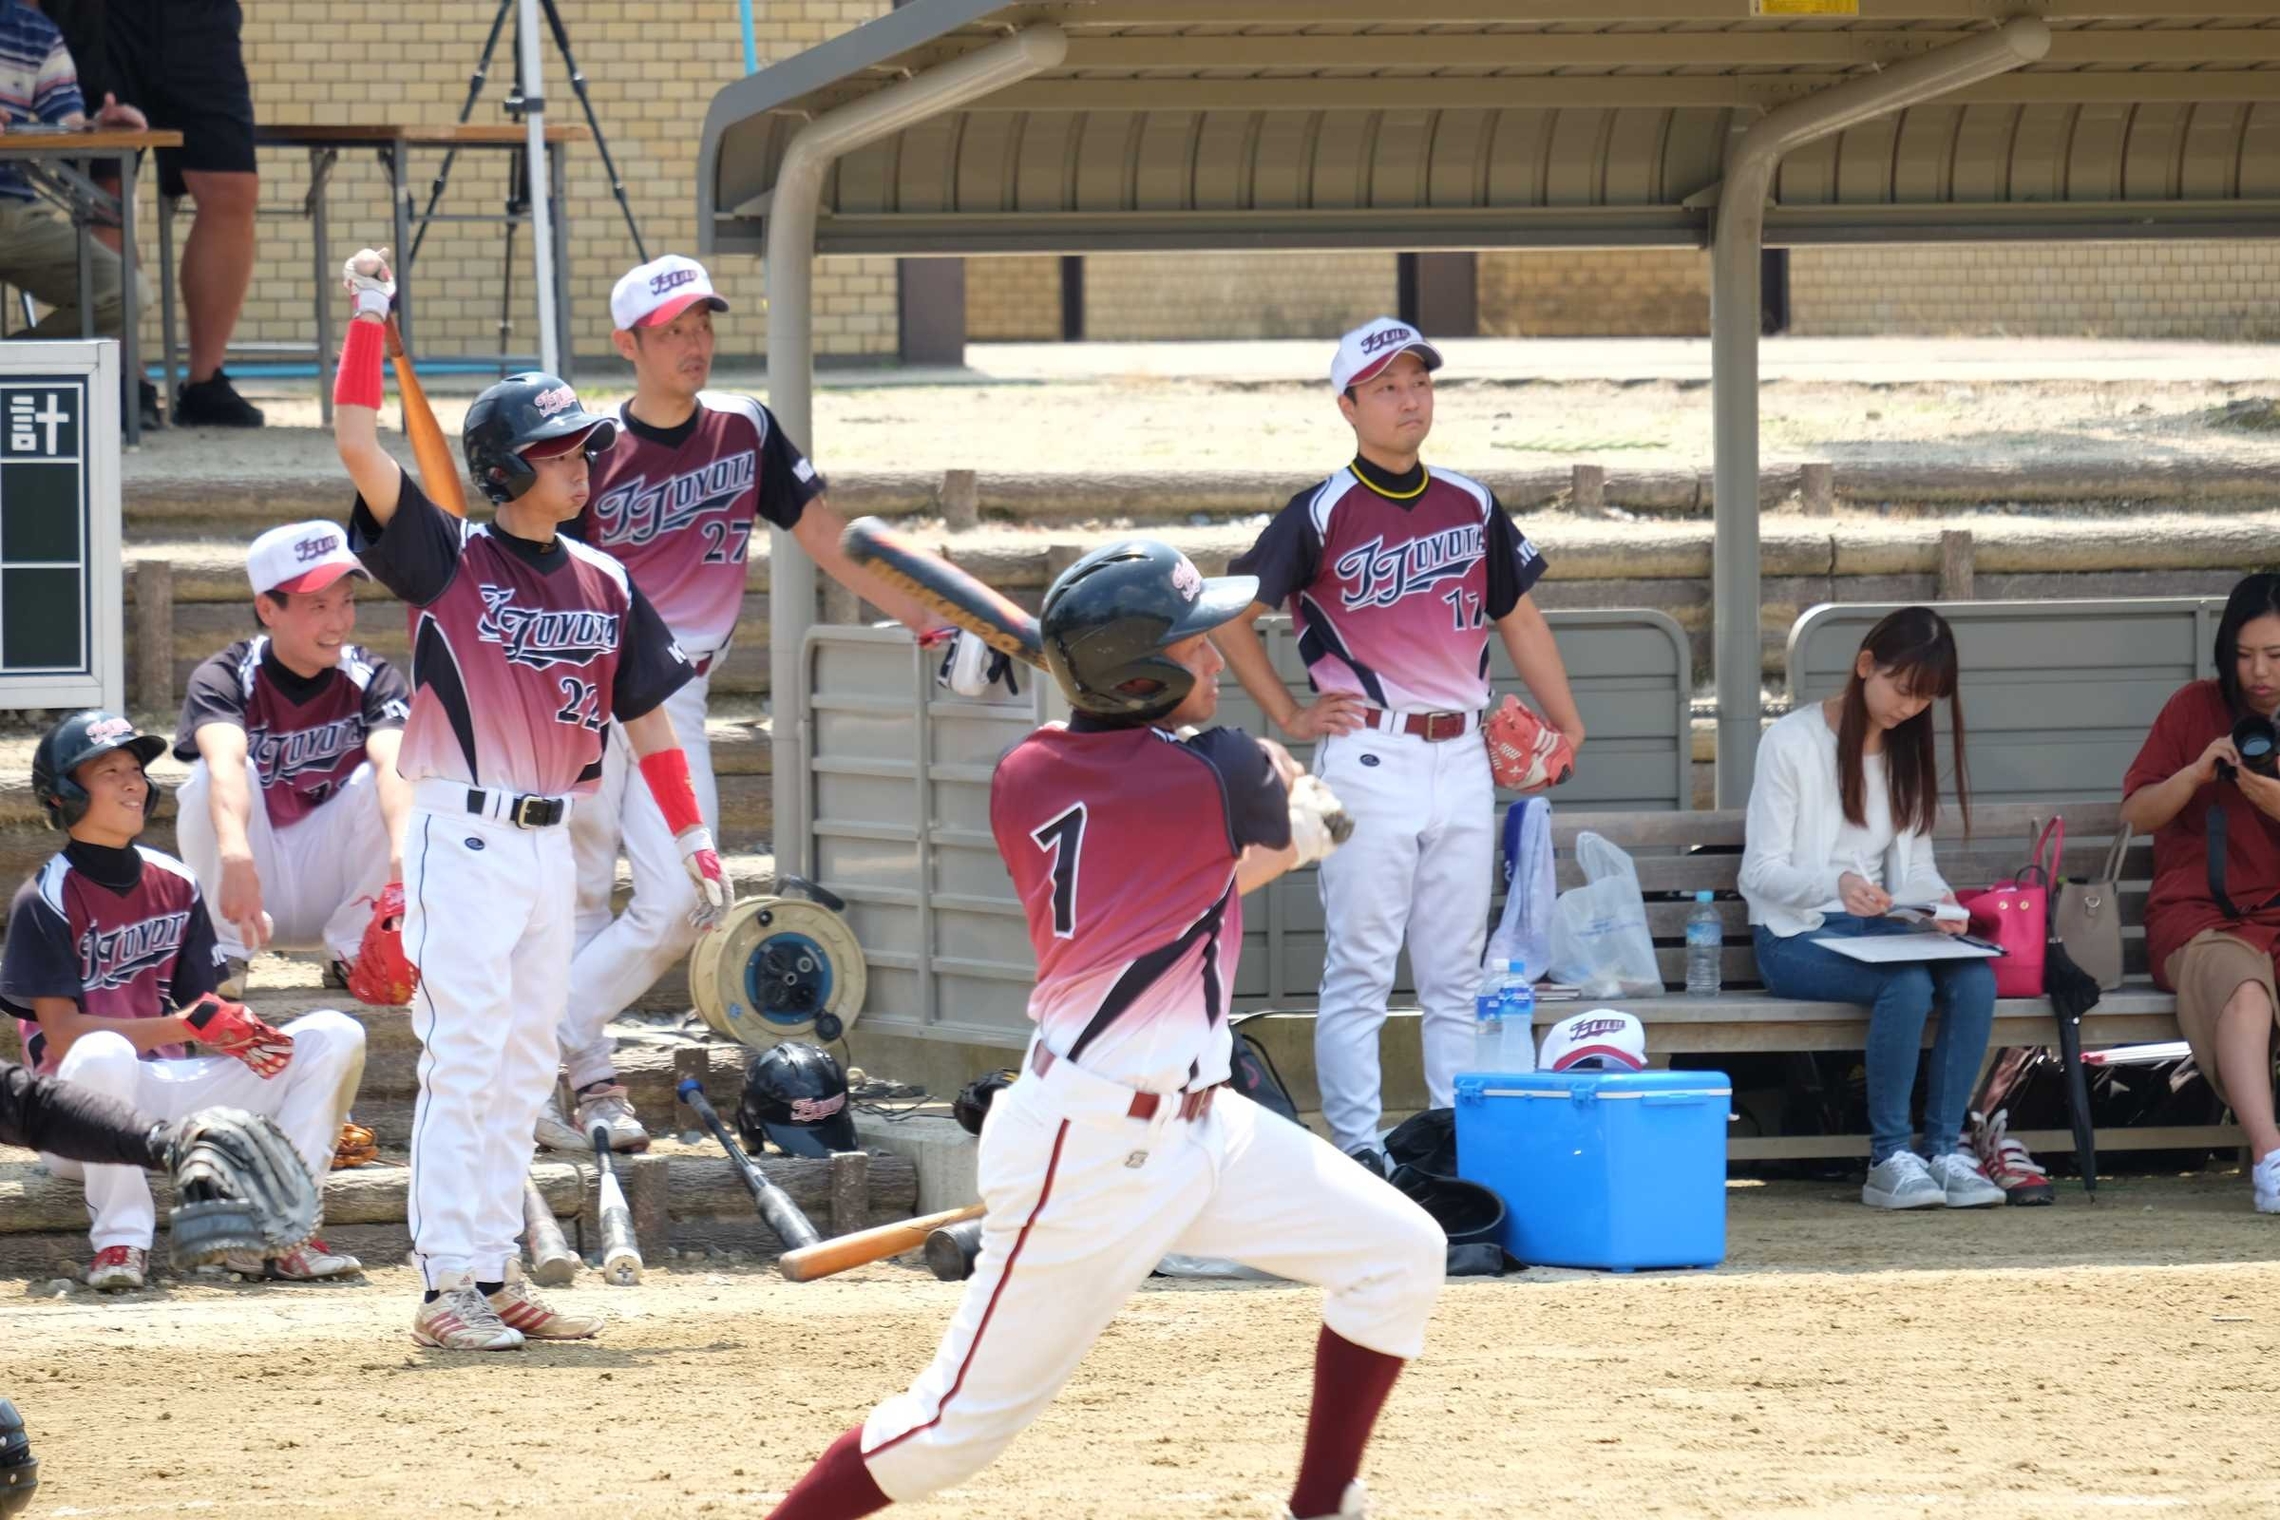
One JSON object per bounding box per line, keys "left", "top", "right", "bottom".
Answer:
{"left": 42, "top": 1011, "right": 367, "bottom": 1251}
{"left": 858, "top": 1053, "right": 1445, "bottom": 1502}
{"left": 560, "top": 670, "right": 719, "bottom": 1089}
{"left": 1311, "top": 726, "right": 1495, "bottom": 1155}
{"left": 402, "top": 788, "right": 575, "bottom": 1287}
{"left": 175, "top": 758, "right": 392, "bottom": 964}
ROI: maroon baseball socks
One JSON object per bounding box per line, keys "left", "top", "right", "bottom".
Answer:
{"left": 766, "top": 1428, "right": 891, "bottom": 1520}
{"left": 1288, "top": 1326, "right": 1405, "bottom": 1519}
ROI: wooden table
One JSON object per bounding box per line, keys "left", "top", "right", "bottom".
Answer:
{"left": 0, "top": 128, "right": 183, "bottom": 445}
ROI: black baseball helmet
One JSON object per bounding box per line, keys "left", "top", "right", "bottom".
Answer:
{"left": 1037, "top": 539, "right": 1257, "bottom": 723}
{"left": 1388, "top": 1166, "right": 1508, "bottom": 1250}
{"left": 0, "top": 1397, "right": 36, "bottom": 1520}
{"left": 462, "top": 372, "right": 618, "bottom": 504}
{"left": 32, "top": 710, "right": 165, "bottom": 832}
{"left": 737, "top": 1041, "right": 858, "bottom": 1158}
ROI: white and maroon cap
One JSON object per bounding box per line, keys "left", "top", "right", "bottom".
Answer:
{"left": 246, "top": 519, "right": 367, "bottom": 598}
{"left": 1537, "top": 1010, "right": 1649, "bottom": 1073}
{"left": 1330, "top": 316, "right": 1444, "bottom": 393}
{"left": 610, "top": 254, "right": 731, "bottom": 332}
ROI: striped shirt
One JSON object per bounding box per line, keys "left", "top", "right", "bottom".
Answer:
{"left": 0, "top": 2, "right": 83, "bottom": 202}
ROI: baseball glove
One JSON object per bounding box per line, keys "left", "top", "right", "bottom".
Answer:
{"left": 180, "top": 993, "right": 294, "bottom": 1078}
{"left": 1286, "top": 774, "right": 1354, "bottom": 867}
{"left": 345, "top": 882, "right": 418, "bottom": 1006}
{"left": 160, "top": 1107, "right": 321, "bottom": 1269}
{"left": 1482, "top": 695, "right": 1575, "bottom": 793}
{"left": 331, "top": 1119, "right": 378, "bottom": 1169}
{"left": 952, "top": 1068, "right": 1016, "bottom": 1137}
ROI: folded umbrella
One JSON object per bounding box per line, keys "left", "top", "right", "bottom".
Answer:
{"left": 2043, "top": 934, "right": 2104, "bottom": 1197}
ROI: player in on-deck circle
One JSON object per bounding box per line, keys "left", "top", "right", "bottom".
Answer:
{"left": 763, "top": 540, "right": 1445, "bottom": 1520}
{"left": 172, "top": 519, "right": 412, "bottom": 997}
{"left": 330, "top": 245, "right": 729, "bottom": 1351}
{"left": 540, "top": 253, "right": 940, "bottom": 1153}
{"left": 0, "top": 711, "right": 368, "bottom": 1291}
{"left": 1219, "top": 318, "right": 1586, "bottom": 1172}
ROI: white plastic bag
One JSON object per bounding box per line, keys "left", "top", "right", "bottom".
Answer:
{"left": 1547, "top": 830, "right": 1663, "bottom": 999}
{"left": 1484, "top": 797, "right": 1554, "bottom": 978}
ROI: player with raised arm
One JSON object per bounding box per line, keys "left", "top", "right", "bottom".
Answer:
{"left": 330, "top": 246, "right": 727, "bottom": 1350}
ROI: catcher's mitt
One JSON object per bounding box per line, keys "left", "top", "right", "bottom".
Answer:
{"left": 346, "top": 882, "right": 418, "bottom": 1006}
{"left": 331, "top": 1119, "right": 378, "bottom": 1169}
{"left": 161, "top": 1107, "right": 320, "bottom": 1269}
{"left": 952, "top": 1068, "right": 1016, "bottom": 1137}
{"left": 1482, "top": 695, "right": 1575, "bottom": 793}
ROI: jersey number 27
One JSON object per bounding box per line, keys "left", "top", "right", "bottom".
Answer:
{"left": 1029, "top": 802, "right": 1087, "bottom": 939}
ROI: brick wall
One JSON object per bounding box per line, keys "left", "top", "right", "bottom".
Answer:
{"left": 966, "top": 256, "right": 1062, "bottom": 341}
{"left": 129, "top": 0, "right": 896, "bottom": 368}
{"left": 1081, "top": 252, "right": 1398, "bottom": 341}
{"left": 1788, "top": 242, "right": 2280, "bottom": 340}
{"left": 1477, "top": 250, "right": 1711, "bottom": 337}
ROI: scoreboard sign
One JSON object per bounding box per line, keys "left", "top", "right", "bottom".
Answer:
{"left": 0, "top": 343, "right": 122, "bottom": 713}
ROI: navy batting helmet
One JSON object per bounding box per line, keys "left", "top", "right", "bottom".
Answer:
{"left": 737, "top": 1041, "right": 858, "bottom": 1158}
{"left": 31, "top": 710, "right": 165, "bottom": 832}
{"left": 1036, "top": 539, "right": 1256, "bottom": 724}
{"left": 462, "top": 372, "right": 618, "bottom": 504}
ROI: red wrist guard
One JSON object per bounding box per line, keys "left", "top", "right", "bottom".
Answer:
{"left": 334, "top": 318, "right": 385, "bottom": 411}
{"left": 638, "top": 748, "right": 704, "bottom": 837}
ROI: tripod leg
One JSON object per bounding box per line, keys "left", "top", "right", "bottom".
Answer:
{"left": 537, "top": 0, "right": 646, "bottom": 261}
{"left": 410, "top": 0, "right": 515, "bottom": 268}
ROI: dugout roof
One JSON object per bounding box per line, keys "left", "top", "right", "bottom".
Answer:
{"left": 698, "top": 1, "right": 2280, "bottom": 257}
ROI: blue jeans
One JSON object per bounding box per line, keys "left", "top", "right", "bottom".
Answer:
{"left": 1752, "top": 915, "right": 1999, "bottom": 1164}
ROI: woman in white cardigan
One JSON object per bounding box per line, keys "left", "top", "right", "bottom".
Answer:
{"left": 1739, "top": 607, "right": 2003, "bottom": 1211}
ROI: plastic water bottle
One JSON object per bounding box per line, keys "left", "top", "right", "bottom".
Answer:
{"left": 1685, "top": 890, "right": 1722, "bottom": 998}
{"left": 1473, "top": 974, "right": 1508, "bottom": 1071}
{"left": 1496, "top": 958, "right": 1536, "bottom": 1070}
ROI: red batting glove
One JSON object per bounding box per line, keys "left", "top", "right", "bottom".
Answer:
{"left": 181, "top": 993, "right": 295, "bottom": 1079}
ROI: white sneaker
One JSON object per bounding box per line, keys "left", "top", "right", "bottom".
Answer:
{"left": 1927, "top": 1150, "right": 2007, "bottom": 1209}
{"left": 412, "top": 1274, "right": 524, "bottom": 1351}
{"left": 486, "top": 1261, "right": 603, "bottom": 1341}
{"left": 1862, "top": 1150, "right": 1945, "bottom": 1210}
{"left": 2253, "top": 1150, "right": 2280, "bottom": 1214}
{"left": 533, "top": 1085, "right": 588, "bottom": 1152}
{"left": 573, "top": 1082, "right": 650, "bottom": 1153}
{"left": 222, "top": 1237, "right": 364, "bottom": 1280}
{"left": 1286, "top": 1481, "right": 1368, "bottom": 1520}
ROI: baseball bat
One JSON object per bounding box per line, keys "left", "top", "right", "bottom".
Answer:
{"left": 675, "top": 1078, "right": 823, "bottom": 1252}
{"left": 923, "top": 1217, "right": 986, "bottom": 1283}
{"left": 778, "top": 1201, "right": 986, "bottom": 1284}
{"left": 382, "top": 315, "right": 469, "bottom": 519}
{"left": 591, "top": 1126, "right": 643, "bottom": 1286}
{"left": 521, "top": 1175, "right": 580, "bottom": 1287}
{"left": 839, "top": 517, "right": 1045, "bottom": 670}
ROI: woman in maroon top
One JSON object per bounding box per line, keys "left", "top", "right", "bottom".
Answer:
{"left": 2122, "top": 573, "right": 2280, "bottom": 1213}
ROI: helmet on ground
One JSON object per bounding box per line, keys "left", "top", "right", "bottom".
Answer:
{"left": 737, "top": 1041, "right": 858, "bottom": 1158}
{"left": 32, "top": 711, "right": 165, "bottom": 832}
{"left": 1388, "top": 1166, "right": 1508, "bottom": 1250}
{"left": 1037, "top": 539, "right": 1257, "bottom": 723}
{"left": 461, "top": 372, "right": 618, "bottom": 504}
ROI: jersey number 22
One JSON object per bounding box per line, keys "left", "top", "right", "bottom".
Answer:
{"left": 1029, "top": 802, "right": 1087, "bottom": 939}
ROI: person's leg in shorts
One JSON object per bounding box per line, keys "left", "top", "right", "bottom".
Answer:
{"left": 2166, "top": 929, "right": 2280, "bottom": 1208}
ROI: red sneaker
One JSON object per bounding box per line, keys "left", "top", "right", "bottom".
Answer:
{"left": 87, "top": 1245, "right": 147, "bottom": 1292}
{"left": 1970, "top": 1108, "right": 2056, "bottom": 1206}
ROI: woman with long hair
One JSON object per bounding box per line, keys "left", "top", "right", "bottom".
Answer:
{"left": 1740, "top": 607, "right": 2002, "bottom": 1210}
{"left": 2121, "top": 572, "right": 2280, "bottom": 1213}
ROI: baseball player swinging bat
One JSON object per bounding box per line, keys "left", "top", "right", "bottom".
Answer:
{"left": 380, "top": 314, "right": 469, "bottom": 520}
{"left": 521, "top": 1175, "right": 581, "bottom": 1287}
{"left": 674, "top": 1077, "right": 822, "bottom": 1253}
{"left": 840, "top": 517, "right": 1044, "bottom": 669}
{"left": 778, "top": 1201, "right": 985, "bottom": 1283}
{"left": 591, "top": 1125, "right": 643, "bottom": 1286}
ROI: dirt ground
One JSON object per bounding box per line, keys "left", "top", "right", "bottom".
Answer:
{"left": 6, "top": 1173, "right": 2280, "bottom": 1519}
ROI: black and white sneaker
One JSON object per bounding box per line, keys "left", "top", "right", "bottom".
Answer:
{"left": 1345, "top": 1145, "right": 1389, "bottom": 1179}
{"left": 174, "top": 370, "right": 264, "bottom": 427}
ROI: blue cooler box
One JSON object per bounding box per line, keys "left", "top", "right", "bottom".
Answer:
{"left": 1454, "top": 1068, "right": 1731, "bottom": 1272}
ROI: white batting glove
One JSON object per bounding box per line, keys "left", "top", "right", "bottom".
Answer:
{"left": 678, "top": 826, "right": 733, "bottom": 932}
{"left": 342, "top": 247, "right": 395, "bottom": 320}
{"left": 1287, "top": 774, "right": 1352, "bottom": 867}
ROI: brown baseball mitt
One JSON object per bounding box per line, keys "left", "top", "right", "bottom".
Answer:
{"left": 331, "top": 1119, "right": 378, "bottom": 1170}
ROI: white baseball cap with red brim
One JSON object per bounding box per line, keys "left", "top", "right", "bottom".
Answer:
{"left": 1330, "top": 316, "right": 1445, "bottom": 393}
{"left": 1537, "top": 1010, "right": 1649, "bottom": 1073}
{"left": 611, "top": 254, "right": 731, "bottom": 332}
{"left": 247, "top": 520, "right": 368, "bottom": 598}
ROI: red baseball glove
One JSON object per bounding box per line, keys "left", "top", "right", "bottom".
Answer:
{"left": 345, "top": 882, "right": 418, "bottom": 1006}
{"left": 180, "top": 993, "right": 295, "bottom": 1079}
{"left": 1482, "top": 695, "right": 1575, "bottom": 793}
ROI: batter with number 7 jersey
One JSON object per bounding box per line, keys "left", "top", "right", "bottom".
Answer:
{"left": 330, "top": 245, "right": 731, "bottom": 1352}
{"left": 764, "top": 540, "right": 1444, "bottom": 1520}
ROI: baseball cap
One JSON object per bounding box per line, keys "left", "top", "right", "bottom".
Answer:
{"left": 611, "top": 254, "right": 730, "bottom": 332}
{"left": 1537, "top": 1010, "right": 1649, "bottom": 1073}
{"left": 246, "top": 520, "right": 367, "bottom": 598}
{"left": 1330, "top": 316, "right": 1444, "bottom": 394}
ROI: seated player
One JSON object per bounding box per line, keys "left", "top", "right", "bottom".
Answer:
{"left": 0, "top": 711, "right": 369, "bottom": 1290}
{"left": 764, "top": 540, "right": 1446, "bottom": 1520}
{"left": 173, "top": 521, "right": 411, "bottom": 996}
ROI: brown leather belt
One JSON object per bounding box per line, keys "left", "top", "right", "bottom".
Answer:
{"left": 1360, "top": 707, "right": 1473, "bottom": 743}
{"left": 1029, "top": 1044, "right": 1220, "bottom": 1123}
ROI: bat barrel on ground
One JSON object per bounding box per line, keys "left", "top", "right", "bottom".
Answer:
{"left": 591, "top": 1126, "right": 643, "bottom": 1287}
{"left": 779, "top": 1201, "right": 987, "bottom": 1284}
{"left": 521, "top": 1175, "right": 580, "bottom": 1287}
{"left": 839, "top": 517, "right": 1045, "bottom": 670}
{"left": 675, "top": 1077, "right": 823, "bottom": 1252}
{"left": 383, "top": 314, "right": 469, "bottom": 519}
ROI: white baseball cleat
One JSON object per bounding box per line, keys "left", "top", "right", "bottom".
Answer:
{"left": 486, "top": 1261, "right": 604, "bottom": 1341}
{"left": 574, "top": 1082, "right": 651, "bottom": 1153}
{"left": 86, "top": 1245, "right": 147, "bottom": 1292}
{"left": 533, "top": 1085, "right": 587, "bottom": 1152}
{"left": 1286, "top": 1480, "right": 1369, "bottom": 1520}
{"left": 223, "top": 1237, "right": 364, "bottom": 1280}
{"left": 412, "top": 1274, "right": 524, "bottom": 1351}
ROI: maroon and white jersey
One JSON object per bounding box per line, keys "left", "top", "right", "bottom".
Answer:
{"left": 0, "top": 843, "right": 224, "bottom": 1074}
{"left": 1232, "top": 458, "right": 1547, "bottom": 714}
{"left": 349, "top": 473, "right": 693, "bottom": 798}
{"left": 172, "top": 637, "right": 410, "bottom": 829}
{"left": 572, "top": 393, "right": 825, "bottom": 654}
{"left": 992, "top": 717, "right": 1290, "bottom": 1093}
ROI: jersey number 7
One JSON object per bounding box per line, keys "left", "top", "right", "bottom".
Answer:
{"left": 1029, "top": 802, "right": 1087, "bottom": 939}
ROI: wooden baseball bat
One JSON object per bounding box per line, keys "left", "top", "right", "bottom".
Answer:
{"left": 676, "top": 1078, "right": 823, "bottom": 1252}
{"left": 924, "top": 1217, "right": 986, "bottom": 1283}
{"left": 592, "top": 1126, "right": 643, "bottom": 1286}
{"left": 839, "top": 517, "right": 1045, "bottom": 669}
{"left": 521, "top": 1175, "right": 580, "bottom": 1287}
{"left": 778, "top": 1202, "right": 986, "bottom": 1283}
{"left": 382, "top": 315, "right": 469, "bottom": 519}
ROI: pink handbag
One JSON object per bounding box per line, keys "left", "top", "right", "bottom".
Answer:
{"left": 1957, "top": 818, "right": 2061, "bottom": 999}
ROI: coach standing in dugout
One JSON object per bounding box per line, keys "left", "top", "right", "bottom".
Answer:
{"left": 537, "top": 255, "right": 940, "bottom": 1153}
{"left": 1219, "top": 320, "right": 1586, "bottom": 1172}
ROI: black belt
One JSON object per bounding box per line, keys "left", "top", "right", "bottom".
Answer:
{"left": 468, "top": 789, "right": 565, "bottom": 829}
